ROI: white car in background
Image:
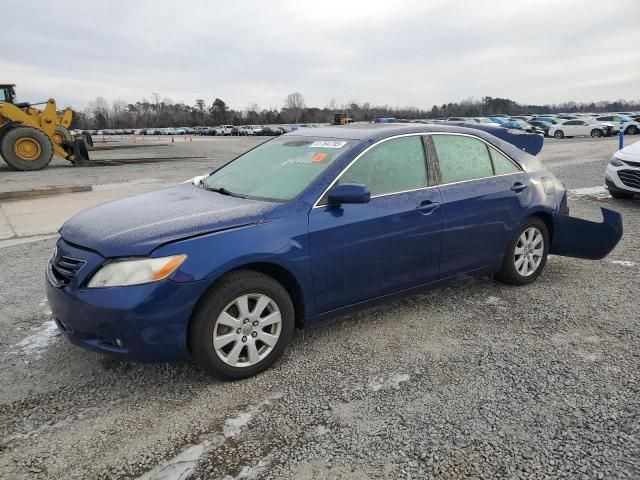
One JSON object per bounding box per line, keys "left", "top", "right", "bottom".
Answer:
{"left": 214, "top": 125, "right": 234, "bottom": 135}
{"left": 242, "top": 125, "right": 263, "bottom": 136}
{"left": 595, "top": 115, "right": 640, "bottom": 135}
{"left": 605, "top": 139, "right": 640, "bottom": 199}
{"left": 548, "top": 119, "right": 609, "bottom": 139}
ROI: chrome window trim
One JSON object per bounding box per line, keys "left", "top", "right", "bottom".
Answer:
{"left": 312, "top": 131, "right": 523, "bottom": 208}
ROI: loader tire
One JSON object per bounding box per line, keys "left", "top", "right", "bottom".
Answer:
{"left": 0, "top": 126, "right": 54, "bottom": 171}
{"left": 52, "top": 125, "right": 72, "bottom": 144}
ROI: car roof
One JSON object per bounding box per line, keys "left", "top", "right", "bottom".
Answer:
{"left": 284, "top": 122, "right": 543, "bottom": 164}
{"left": 283, "top": 122, "right": 511, "bottom": 143}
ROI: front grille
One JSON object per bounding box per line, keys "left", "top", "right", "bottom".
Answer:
{"left": 50, "top": 255, "right": 86, "bottom": 286}
{"left": 617, "top": 169, "right": 640, "bottom": 190}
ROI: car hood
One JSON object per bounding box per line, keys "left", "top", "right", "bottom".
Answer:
{"left": 615, "top": 139, "right": 640, "bottom": 162}
{"left": 60, "top": 183, "right": 278, "bottom": 257}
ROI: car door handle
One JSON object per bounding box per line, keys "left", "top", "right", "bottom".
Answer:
{"left": 416, "top": 200, "right": 441, "bottom": 214}
{"left": 511, "top": 182, "right": 528, "bottom": 193}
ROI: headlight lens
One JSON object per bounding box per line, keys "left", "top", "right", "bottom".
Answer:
{"left": 87, "top": 254, "right": 187, "bottom": 288}
{"left": 610, "top": 157, "right": 624, "bottom": 167}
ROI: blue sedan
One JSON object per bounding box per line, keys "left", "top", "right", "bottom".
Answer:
{"left": 46, "top": 124, "right": 622, "bottom": 379}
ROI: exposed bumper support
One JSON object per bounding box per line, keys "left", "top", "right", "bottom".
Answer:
{"left": 550, "top": 208, "right": 623, "bottom": 260}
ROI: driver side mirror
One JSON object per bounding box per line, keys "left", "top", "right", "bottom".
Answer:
{"left": 327, "top": 183, "right": 371, "bottom": 205}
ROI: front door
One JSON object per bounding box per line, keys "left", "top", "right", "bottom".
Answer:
{"left": 308, "top": 135, "right": 443, "bottom": 313}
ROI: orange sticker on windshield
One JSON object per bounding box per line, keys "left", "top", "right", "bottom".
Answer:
{"left": 312, "top": 152, "right": 328, "bottom": 163}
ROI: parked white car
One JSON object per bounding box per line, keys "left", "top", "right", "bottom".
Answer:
{"left": 605, "top": 139, "right": 640, "bottom": 199}
{"left": 594, "top": 115, "right": 640, "bottom": 135}
{"left": 214, "top": 125, "right": 234, "bottom": 135}
{"left": 548, "top": 119, "right": 609, "bottom": 139}
{"left": 242, "top": 125, "right": 263, "bottom": 136}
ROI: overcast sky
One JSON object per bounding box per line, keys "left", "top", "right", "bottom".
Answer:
{"left": 3, "top": 0, "right": 639, "bottom": 111}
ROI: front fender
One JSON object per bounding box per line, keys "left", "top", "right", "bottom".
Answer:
{"left": 550, "top": 208, "right": 623, "bottom": 260}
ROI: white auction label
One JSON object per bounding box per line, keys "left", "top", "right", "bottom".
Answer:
{"left": 308, "top": 141, "right": 348, "bottom": 148}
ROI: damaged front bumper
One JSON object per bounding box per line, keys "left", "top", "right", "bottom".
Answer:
{"left": 550, "top": 208, "right": 623, "bottom": 260}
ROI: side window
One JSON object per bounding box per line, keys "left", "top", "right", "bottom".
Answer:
{"left": 432, "top": 135, "right": 493, "bottom": 184}
{"left": 339, "top": 136, "right": 427, "bottom": 196}
{"left": 489, "top": 147, "right": 521, "bottom": 175}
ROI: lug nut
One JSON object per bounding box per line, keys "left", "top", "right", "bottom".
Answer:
{"left": 252, "top": 320, "right": 259, "bottom": 326}
{"left": 251, "top": 332, "right": 258, "bottom": 338}
{"left": 243, "top": 319, "right": 249, "bottom": 324}
{"left": 236, "top": 328, "right": 241, "bottom": 334}
{"left": 242, "top": 336, "right": 247, "bottom": 342}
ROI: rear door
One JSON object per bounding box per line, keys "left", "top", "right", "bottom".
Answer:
{"left": 430, "top": 133, "right": 530, "bottom": 276}
{"left": 308, "top": 135, "right": 442, "bottom": 313}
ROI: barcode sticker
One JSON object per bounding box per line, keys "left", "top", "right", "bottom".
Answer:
{"left": 308, "top": 141, "right": 347, "bottom": 148}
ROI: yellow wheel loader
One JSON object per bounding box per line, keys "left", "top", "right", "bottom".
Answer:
{"left": 0, "top": 84, "right": 90, "bottom": 171}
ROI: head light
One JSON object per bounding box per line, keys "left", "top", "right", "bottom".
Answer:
{"left": 610, "top": 157, "right": 625, "bottom": 167}
{"left": 87, "top": 254, "right": 187, "bottom": 288}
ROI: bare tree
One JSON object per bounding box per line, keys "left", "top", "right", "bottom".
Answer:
{"left": 111, "top": 99, "right": 127, "bottom": 128}
{"left": 195, "top": 98, "right": 206, "bottom": 125}
{"left": 151, "top": 92, "right": 161, "bottom": 122}
{"left": 284, "top": 92, "right": 305, "bottom": 122}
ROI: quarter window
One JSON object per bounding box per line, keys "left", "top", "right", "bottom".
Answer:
{"left": 432, "top": 135, "right": 494, "bottom": 184}
{"left": 489, "top": 147, "right": 520, "bottom": 175}
{"left": 339, "top": 136, "right": 427, "bottom": 196}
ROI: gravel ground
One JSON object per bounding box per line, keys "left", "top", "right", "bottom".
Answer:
{"left": 0, "top": 135, "right": 639, "bottom": 479}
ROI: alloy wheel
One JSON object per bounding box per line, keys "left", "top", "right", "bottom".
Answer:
{"left": 213, "top": 293, "right": 282, "bottom": 367}
{"left": 514, "top": 227, "right": 544, "bottom": 277}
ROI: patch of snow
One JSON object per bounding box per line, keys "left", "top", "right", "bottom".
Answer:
{"left": 369, "top": 373, "right": 410, "bottom": 391}
{"left": 14, "top": 320, "right": 60, "bottom": 359}
{"left": 485, "top": 296, "right": 504, "bottom": 305}
{"left": 570, "top": 186, "right": 610, "bottom": 199}
{"left": 137, "top": 395, "right": 281, "bottom": 480}
{"left": 136, "top": 440, "right": 212, "bottom": 480}
{"left": 223, "top": 394, "right": 282, "bottom": 438}
{"left": 610, "top": 260, "right": 637, "bottom": 267}
{"left": 222, "top": 456, "right": 272, "bottom": 480}
{"left": 223, "top": 409, "right": 256, "bottom": 438}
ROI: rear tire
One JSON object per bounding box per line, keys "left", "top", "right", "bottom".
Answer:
{"left": 496, "top": 217, "right": 549, "bottom": 286}
{"left": 0, "top": 126, "right": 54, "bottom": 171}
{"left": 625, "top": 125, "right": 638, "bottom": 135}
{"left": 554, "top": 130, "right": 564, "bottom": 139}
{"left": 590, "top": 129, "right": 603, "bottom": 138}
{"left": 189, "top": 270, "right": 295, "bottom": 380}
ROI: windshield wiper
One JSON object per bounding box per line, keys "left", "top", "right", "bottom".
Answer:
{"left": 204, "top": 186, "right": 247, "bottom": 199}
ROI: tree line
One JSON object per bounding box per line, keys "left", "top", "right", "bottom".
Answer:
{"left": 71, "top": 92, "right": 640, "bottom": 129}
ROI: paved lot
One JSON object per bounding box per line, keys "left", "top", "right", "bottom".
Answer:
{"left": 0, "top": 135, "right": 639, "bottom": 479}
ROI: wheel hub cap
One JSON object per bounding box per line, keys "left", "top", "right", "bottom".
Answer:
{"left": 514, "top": 226, "right": 544, "bottom": 277}
{"left": 213, "top": 293, "right": 282, "bottom": 368}
{"left": 14, "top": 138, "right": 42, "bottom": 161}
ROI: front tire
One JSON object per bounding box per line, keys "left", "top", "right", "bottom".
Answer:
{"left": 554, "top": 130, "right": 564, "bottom": 139}
{"left": 625, "top": 125, "right": 638, "bottom": 135}
{"left": 496, "top": 217, "right": 549, "bottom": 286}
{"left": 590, "top": 129, "right": 603, "bottom": 138}
{"left": 0, "top": 126, "right": 54, "bottom": 171}
{"left": 189, "top": 270, "right": 294, "bottom": 380}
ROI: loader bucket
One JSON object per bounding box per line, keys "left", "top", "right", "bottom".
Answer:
{"left": 82, "top": 131, "right": 94, "bottom": 148}
{"left": 72, "top": 138, "right": 91, "bottom": 167}
{"left": 550, "top": 208, "right": 623, "bottom": 260}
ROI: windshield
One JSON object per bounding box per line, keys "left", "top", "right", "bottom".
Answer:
{"left": 204, "top": 136, "right": 355, "bottom": 201}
